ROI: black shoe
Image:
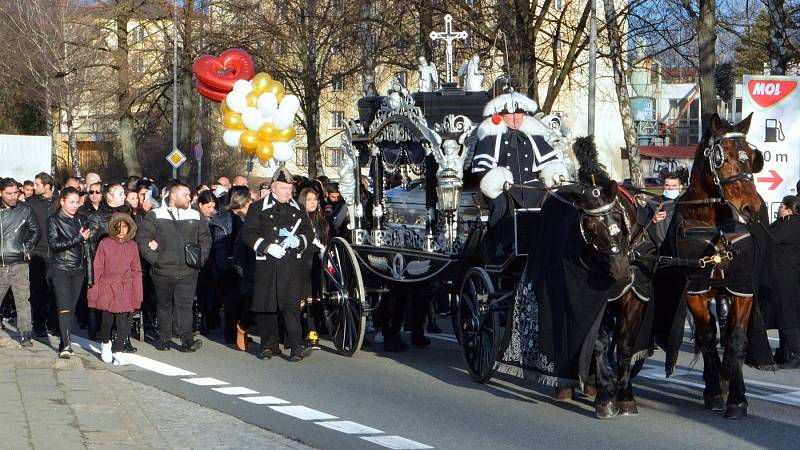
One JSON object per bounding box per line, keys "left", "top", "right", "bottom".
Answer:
{"left": 257, "top": 349, "right": 274, "bottom": 360}
{"left": 179, "top": 339, "right": 203, "bottom": 353}
{"left": 58, "top": 342, "right": 73, "bottom": 359}
{"left": 411, "top": 334, "right": 431, "bottom": 348}
{"left": 289, "top": 346, "right": 312, "bottom": 362}
{"left": 384, "top": 336, "right": 409, "bottom": 352}
{"left": 427, "top": 322, "right": 443, "bottom": 334}
{"left": 774, "top": 348, "right": 786, "bottom": 365}
{"left": 123, "top": 338, "right": 138, "bottom": 353}
{"left": 779, "top": 354, "right": 800, "bottom": 369}
{"left": 20, "top": 334, "right": 33, "bottom": 347}
{"left": 154, "top": 340, "right": 171, "bottom": 351}
{"left": 34, "top": 328, "right": 48, "bottom": 338}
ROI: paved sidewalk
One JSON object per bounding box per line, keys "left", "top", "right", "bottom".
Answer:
{"left": 0, "top": 330, "right": 312, "bottom": 450}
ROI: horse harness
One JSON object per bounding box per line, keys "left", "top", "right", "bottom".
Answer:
{"left": 578, "top": 187, "right": 633, "bottom": 257}
{"left": 704, "top": 131, "right": 763, "bottom": 201}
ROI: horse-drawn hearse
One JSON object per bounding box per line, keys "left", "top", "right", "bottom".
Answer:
{"left": 318, "top": 68, "right": 777, "bottom": 420}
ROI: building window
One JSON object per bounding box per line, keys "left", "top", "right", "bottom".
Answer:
{"left": 332, "top": 77, "right": 345, "bottom": 92}
{"left": 329, "top": 111, "right": 345, "bottom": 129}
{"left": 394, "top": 71, "right": 407, "bottom": 89}
{"left": 131, "top": 53, "right": 144, "bottom": 74}
{"left": 130, "top": 26, "right": 144, "bottom": 44}
{"left": 325, "top": 147, "right": 344, "bottom": 167}
{"left": 296, "top": 147, "right": 308, "bottom": 166}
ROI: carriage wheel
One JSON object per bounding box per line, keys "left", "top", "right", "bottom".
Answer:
{"left": 458, "top": 268, "right": 500, "bottom": 383}
{"left": 321, "top": 237, "right": 367, "bottom": 357}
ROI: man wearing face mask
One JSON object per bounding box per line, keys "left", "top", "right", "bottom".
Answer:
{"left": 649, "top": 174, "right": 683, "bottom": 248}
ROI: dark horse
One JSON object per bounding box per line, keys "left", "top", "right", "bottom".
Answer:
{"left": 664, "top": 113, "right": 774, "bottom": 419}
{"left": 534, "top": 137, "right": 652, "bottom": 418}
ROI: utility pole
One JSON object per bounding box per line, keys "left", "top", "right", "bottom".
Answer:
{"left": 171, "top": 0, "right": 179, "bottom": 180}
{"left": 587, "top": 0, "right": 597, "bottom": 136}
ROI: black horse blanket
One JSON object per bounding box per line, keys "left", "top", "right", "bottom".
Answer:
{"left": 498, "top": 187, "right": 653, "bottom": 387}
{"left": 654, "top": 207, "right": 776, "bottom": 374}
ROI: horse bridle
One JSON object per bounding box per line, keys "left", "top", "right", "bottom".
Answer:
{"left": 704, "top": 132, "right": 763, "bottom": 199}
{"left": 578, "top": 188, "right": 632, "bottom": 255}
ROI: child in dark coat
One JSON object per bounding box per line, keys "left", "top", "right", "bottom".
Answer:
{"left": 88, "top": 213, "right": 143, "bottom": 365}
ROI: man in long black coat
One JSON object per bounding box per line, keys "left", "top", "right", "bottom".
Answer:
{"left": 241, "top": 167, "right": 315, "bottom": 361}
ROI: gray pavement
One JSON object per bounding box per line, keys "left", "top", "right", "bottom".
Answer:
{"left": 0, "top": 330, "right": 312, "bottom": 450}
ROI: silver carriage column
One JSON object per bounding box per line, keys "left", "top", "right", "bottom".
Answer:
{"left": 432, "top": 114, "right": 473, "bottom": 253}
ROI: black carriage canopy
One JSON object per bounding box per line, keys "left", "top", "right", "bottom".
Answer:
{"left": 498, "top": 184, "right": 655, "bottom": 387}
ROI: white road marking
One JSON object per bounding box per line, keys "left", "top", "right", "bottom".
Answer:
{"left": 683, "top": 325, "right": 779, "bottom": 342}
{"left": 182, "top": 377, "right": 229, "bottom": 386}
{"left": 269, "top": 405, "right": 338, "bottom": 421}
{"left": 361, "top": 435, "right": 434, "bottom": 449}
{"left": 239, "top": 396, "right": 290, "bottom": 405}
{"left": 638, "top": 367, "right": 800, "bottom": 407}
{"left": 212, "top": 386, "right": 259, "bottom": 395}
{"left": 72, "top": 335, "right": 196, "bottom": 376}
{"left": 316, "top": 420, "right": 383, "bottom": 435}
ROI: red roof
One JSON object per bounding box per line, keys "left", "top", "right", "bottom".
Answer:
{"left": 639, "top": 145, "right": 696, "bottom": 159}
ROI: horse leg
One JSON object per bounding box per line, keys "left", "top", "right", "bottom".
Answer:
{"left": 687, "top": 293, "right": 724, "bottom": 411}
{"left": 615, "top": 293, "right": 646, "bottom": 416}
{"left": 593, "top": 318, "right": 618, "bottom": 418}
{"left": 723, "top": 295, "right": 752, "bottom": 419}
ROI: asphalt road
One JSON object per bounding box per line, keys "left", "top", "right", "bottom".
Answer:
{"left": 72, "top": 322, "right": 800, "bottom": 450}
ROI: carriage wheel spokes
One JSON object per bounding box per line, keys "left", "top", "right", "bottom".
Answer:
{"left": 321, "top": 238, "right": 367, "bottom": 356}
{"left": 458, "top": 268, "right": 500, "bottom": 383}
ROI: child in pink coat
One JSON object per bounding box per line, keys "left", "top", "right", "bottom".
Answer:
{"left": 88, "top": 213, "right": 143, "bottom": 365}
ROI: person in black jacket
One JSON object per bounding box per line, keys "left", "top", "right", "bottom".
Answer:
{"left": 761, "top": 195, "right": 800, "bottom": 369}
{"left": 0, "top": 178, "right": 41, "bottom": 346}
{"left": 241, "top": 167, "right": 315, "bottom": 361}
{"left": 27, "top": 172, "right": 59, "bottom": 337}
{"left": 48, "top": 187, "right": 90, "bottom": 358}
{"left": 136, "top": 182, "right": 211, "bottom": 352}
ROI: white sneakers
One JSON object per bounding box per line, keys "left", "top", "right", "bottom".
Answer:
{"left": 101, "top": 342, "right": 112, "bottom": 363}
{"left": 112, "top": 353, "right": 129, "bottom": 366}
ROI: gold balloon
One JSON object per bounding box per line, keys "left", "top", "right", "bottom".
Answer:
{"left": 265, "top": 80, "right": 285, "bottom": 102}
{"left": 239, "top": 130, "right": 259, "bottom": 153}
{"left": 273, "top": 126, "right": 296, "bottom": 142}
{"left": 252, "top": 72, "right": 273, "bottom": 94}
{"left": 222, "top": 111, "right": 245, "bottom": 130}
{"left": 246, "top": 91, "right": 259, "bottom": 107}
{"left": 256, "top": 141, "right": 274, "bottom": 161}
{"left": 220, "top": 100, "right": 231, "bottom": 115}
{"left": 258, "top": 122, "right": 278, "bottom": 142}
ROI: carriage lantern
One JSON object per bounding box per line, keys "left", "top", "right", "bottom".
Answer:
{"left": 436, "top": 169, "right": 463, "bottom": 213}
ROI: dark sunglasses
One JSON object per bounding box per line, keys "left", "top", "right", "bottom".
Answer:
{"left": 89, "top": 190, "right": 102, "bottom": 194}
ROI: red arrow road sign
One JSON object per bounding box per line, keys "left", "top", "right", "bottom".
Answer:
{"left": 757, "top": 169, "right": 784, "bottom": 190}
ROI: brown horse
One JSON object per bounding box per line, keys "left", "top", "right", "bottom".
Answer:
{"left": 674, "top": 112, "right": 766, "bottom": 419}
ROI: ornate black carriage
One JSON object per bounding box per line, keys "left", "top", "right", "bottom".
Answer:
{"left": 319, "top": 84, "right": 566, "bottom": 382}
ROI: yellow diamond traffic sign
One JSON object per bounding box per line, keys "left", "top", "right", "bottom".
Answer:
{"left": 166, "top": 148, "right": 187, "bottom": 169}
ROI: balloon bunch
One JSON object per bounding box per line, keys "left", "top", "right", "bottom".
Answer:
{"left": 192, "top": 49, "right": 299, "bottom": 164}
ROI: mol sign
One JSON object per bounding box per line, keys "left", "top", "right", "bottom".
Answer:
{"left": 742, "top": 75, "right": 800, "bottom": 220}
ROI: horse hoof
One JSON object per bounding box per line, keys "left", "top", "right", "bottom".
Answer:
{"left": 582, "top": 384, "right": 597, "bottom": 398}
{"left": 595, "top": 402, "right": 619, "bottom": 419}
{"left": 555, "top": 386, "right": 574, "bottom": 401}
{"left": 724, "top": 402, "right": 748, "bottom": 419}
{"left": 703, "top": 395, "right": 725, "bottom": 411}
{"left": 618, "top": 401, "right": 639, "bottom": 416}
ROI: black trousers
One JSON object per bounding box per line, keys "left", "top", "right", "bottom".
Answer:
{"left": 99, "top": 311, "right": 131, "bottom": 352}
{"left": 253, "top": 305, "right": 302, "bottom": 351}
{"left": 29, "top": 255, "right": 58, "bottom": 332}
{"left": 779, "top": 328, "right": 800, "bottom": 355}
{"left": 214, "top": 272, "right": 241, "bottom": 342}
{"left": 51, "top": 268, "right": 86, "bottom": 346}
{"left": 152, "top": 273, "right": 198, "bottom": 345}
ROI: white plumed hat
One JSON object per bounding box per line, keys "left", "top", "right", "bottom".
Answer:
{"left": 482, "top": 92, "right": 538, "bottom": 117}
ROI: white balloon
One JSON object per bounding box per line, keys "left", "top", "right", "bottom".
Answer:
{"left": 225, "top": 91, "right": 248, "bottom": 113}
{"left": 223, "top": 130, "right": 243, "bottom": 147}
{"left": 272, "top": 141, "right": 294, "bottom": 162}
{"left": 233, "top": 79, "right": 253, "bottom": 95}
{"left": 257, "top": 93, "right": 278, "bottom": 119}
{"left": 272, "top": 108, "right": 295, "bottom": 129}
{"left": 241, "top": 107, "right": 263, "bottom": 131}
{"left": 279, "top": 95, "right": 300, "bottom": 115}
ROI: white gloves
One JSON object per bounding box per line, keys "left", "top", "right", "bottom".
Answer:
{"left": 267, "top": 243, "right": 286, "bottom": 259}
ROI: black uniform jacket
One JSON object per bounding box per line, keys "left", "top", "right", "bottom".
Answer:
{"left": 760, "top": 215, "right": 800, "bottom": 329}
{"left": 240, "top": 195, "right": 314, "bottom": 313}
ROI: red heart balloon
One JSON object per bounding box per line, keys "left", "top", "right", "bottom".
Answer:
{"left": 192, "top": 48, "right": 256, "bottom": 102}
{"left": 195, "top": 81, "right": 228, "bottom": 102}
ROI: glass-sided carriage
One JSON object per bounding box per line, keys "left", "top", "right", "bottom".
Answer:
{"left": 318, "top": 85, "right": 559, "bottom": 382}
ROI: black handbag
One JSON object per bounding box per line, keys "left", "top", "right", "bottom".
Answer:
{"left": 168, "top": 209, "right": 204, "bottom": 270}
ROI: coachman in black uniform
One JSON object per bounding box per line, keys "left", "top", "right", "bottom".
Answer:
{"left": 241, "top": 167, "right": 315, "bottom": 362}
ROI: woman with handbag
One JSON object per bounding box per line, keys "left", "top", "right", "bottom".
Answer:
{"left": 48, "top": 187, "right": 90, "bottom": 358}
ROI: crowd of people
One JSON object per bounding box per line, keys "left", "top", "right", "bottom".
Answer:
{"left": 0, "top": 167, "right": 440, "bottom": 364}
